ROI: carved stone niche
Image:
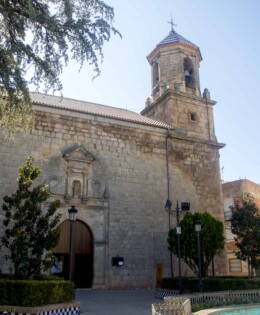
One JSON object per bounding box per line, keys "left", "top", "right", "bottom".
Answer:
{"left": 62, "top": 145, "right": 95, "bottom": 201}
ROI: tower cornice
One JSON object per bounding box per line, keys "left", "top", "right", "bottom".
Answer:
{"left": 141, "top": 89, "right": 216, "bottom": 116}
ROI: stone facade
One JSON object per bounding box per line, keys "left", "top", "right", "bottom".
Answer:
{"left": 0, "top": 27, "right": 227, "bottom": 288}
{"left": 223, "top": 179, "right": 260, "bottom": 210}
{"left": 222, "top": 179, "right": 260, "bottom": 276}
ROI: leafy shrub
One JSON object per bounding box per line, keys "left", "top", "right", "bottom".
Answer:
{"left": 1, "top": 156, "right": 61, "bottom": 280}
{"left": 161, "top": 277, "right": 260, "bottom": 292}
{"left": 0, "top": 280, "right": 74, "bottom": 306}
{"left": 0, "top": 273, "right": 15, "bottom": 280}
{"left": 32, "top": 274, "right": 63, "bottom": 281}
{"left": 0, "top": 274, "right": 62, "bottom": 281}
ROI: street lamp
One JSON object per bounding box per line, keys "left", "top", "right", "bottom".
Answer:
{"left": 165, "top": 199, "right": 190, "bottom": 226}
{"left": 165, "top": 200, "right": 190, "bottom": 286}
{"left": 176, "top": 226, "right": 182, "bottom": 290}
{"left": 194, "top": 219, "right": 203, "bottom": 292}
{"left": 68, "top": 205, "right": 78, "bottom": 281}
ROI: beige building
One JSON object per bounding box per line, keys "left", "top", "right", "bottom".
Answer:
{"left": 0, "top": 26, "right": 227, "bottom": 288}
{"left": 222, "top": 179, "right": 260, "bottom": 276}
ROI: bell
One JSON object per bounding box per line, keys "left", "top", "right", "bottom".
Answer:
{"left": 184, "top": 70, "right": 191, "bottom": 77}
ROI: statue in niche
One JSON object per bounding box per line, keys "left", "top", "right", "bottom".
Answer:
{"left": 72, "top": 180, "right": 81, "bottom": 198}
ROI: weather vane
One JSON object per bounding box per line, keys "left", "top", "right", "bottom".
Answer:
{"left": 167, "top": 13, "right": 177, "bottom": 31}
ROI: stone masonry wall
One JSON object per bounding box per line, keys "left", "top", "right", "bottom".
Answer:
{"left": 142, "top": 91, "right": 217, "bottom": 143}
{"left": 0, "top": 105, "right": 226, "bottom": 287}
{"left": 222, "top": 179, "right": 260, "bottom": 208}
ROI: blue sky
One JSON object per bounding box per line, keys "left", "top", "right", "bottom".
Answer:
{"left": 58, "top": 0, "right": 260, "bottom": 184}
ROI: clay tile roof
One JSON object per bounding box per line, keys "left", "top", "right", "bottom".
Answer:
{"left": 158, "top": 29, "right": 198, "bottom": 48}
{"left": 31, "top": 92, "right": 172, "bottom": 129}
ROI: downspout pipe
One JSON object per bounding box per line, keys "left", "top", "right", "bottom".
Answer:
{"left": 166, "top": 128, "right": 173, "bottom": 277}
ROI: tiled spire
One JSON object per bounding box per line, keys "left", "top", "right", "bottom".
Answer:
{"left": 158, "top": 28, "right": 198, "bottom": 48}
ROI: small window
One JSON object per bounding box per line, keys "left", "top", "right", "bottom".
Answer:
{"left": 190, "top": 112, "right": 197, "bottom": 122}
{"left": 229, "top": 259, "right": 242, "bottom": 272}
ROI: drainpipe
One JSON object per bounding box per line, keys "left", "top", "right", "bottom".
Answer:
{"left": 166, "top": 128, "right": 170, "bottom": 201}
{"left": 166, "top": 128, "right": 173, "bottom": 277}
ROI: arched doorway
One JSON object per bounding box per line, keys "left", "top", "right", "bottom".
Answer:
{"left": 52, "top": 220, "right": 93, "bottom": 288}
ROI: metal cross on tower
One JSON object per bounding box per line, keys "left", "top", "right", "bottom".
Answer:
{"left": 168, "top": 14, "right": 177, "bottom": 31}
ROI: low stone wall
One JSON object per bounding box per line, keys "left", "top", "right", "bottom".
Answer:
{"left": 152, "top": 290, "right": 260, "bottom": 315}
{"left": 152, "top": 297, "right": 191, "bottom": 315}
{"left": 164, "top": 289, "right": 260, "bottom": 306}
{"left": 0, "top": 301, "right": 80, "bottom": 315}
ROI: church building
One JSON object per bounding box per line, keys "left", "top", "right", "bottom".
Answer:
{"left": 0, "top": 25, "right": 227, "bottom": 288}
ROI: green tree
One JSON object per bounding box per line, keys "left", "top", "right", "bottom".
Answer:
{"left": 0, "top": 0, "right": 120, "bottom": 132}
{"left": 1, "top": 156, "right": 61, "bottom": 279}
{"left": 168, "top": 212, "right": 225, "bottom": 277}
{"left": 231, "top": 193, "right": 260, "bottom": 278}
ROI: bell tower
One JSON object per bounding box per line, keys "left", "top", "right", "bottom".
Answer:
{"left": 141, "top": 22, "right": 227, "bottom": 276}
{"left": 148, "top": 23, "right": 202, "bottom": 100}
{"left": 141, "top": 23, "right": 218, "bottom": 142}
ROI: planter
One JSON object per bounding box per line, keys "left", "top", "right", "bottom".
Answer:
{"left": 0, "top": 301, "right": 80, "bottom": 315}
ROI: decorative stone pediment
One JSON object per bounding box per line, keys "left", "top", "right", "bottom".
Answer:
{"left": 62, "top": 145, "right": 95, "bottom": 163}
{"left": 60, "top": 144, "right": 106, "bottom": 202}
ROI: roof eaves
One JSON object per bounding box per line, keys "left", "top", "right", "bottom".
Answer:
{"left": 32, "top": 95, "right": 173, "bottom": 130}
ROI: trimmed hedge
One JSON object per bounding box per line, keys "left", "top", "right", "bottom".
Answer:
{"left": 0, "top": 280, "right": 74, "bottom": 306}
{"left": 32, "top": 274, "right": 63, "bottom": 281}
{"left": 0, "top": 273, "right": 63, "bottom": 281}
{"left": 161, "top": 277, "right": 260, "bottom": 292}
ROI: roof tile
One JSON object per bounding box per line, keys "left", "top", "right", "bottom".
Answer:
{"left": 31, "top": 92, "right": 172, "bottom": 129}
{"left": 158, "top": 29, "right": 198, "bottom": 48}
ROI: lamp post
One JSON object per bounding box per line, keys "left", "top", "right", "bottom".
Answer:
{"left": 194, "top": 219, "right": 203, "bottom": 292}
{"left": 68, "top": 205, "right": 78, "bottom": 281}
{"left": 176, "top": 225, "right": 182, "bottom": 290}
{"left": 165, "top": 200, "right": 190, "bottom": 287}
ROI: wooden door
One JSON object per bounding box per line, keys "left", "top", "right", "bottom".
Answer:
{"left": 52, "top": 220, "right": 93, "bottom": 287}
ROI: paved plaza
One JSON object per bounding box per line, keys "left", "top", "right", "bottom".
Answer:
{"left": 75, "top": 289, "right": 158, "bottom": 315}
